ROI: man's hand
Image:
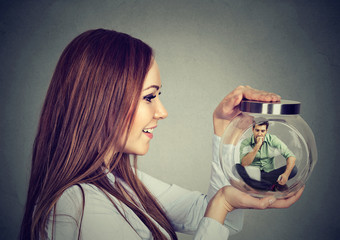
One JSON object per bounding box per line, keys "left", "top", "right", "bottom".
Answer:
{"left": 277, "top": 173, "right": 289, "bottom": 185}
{"left": 255, "top": 136, "right": 264, "bottom": 147}
{"left": 241, "top": 136, "right": 264, "bottom": 166}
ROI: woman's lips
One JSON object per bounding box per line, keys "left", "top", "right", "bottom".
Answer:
{"left": 143, "top": 132, "right": 153, "bottom": 139}
{"left": 142, "top": 126, "right": 156, "bottom": 139}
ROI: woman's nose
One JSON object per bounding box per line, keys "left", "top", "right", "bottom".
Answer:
{"left": 154, "top": 100, "right": 168, "bottom": 119}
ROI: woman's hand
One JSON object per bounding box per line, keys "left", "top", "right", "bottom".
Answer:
{"left": 213, "top": 86, "right": 281, "bottom": 136}
{"left": 204, "top": 186, "right": 304, "bottom": 224}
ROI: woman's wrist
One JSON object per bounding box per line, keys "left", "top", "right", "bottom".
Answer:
{"left": 204, "top": 188, "right": 233, "bottom": 224}
{"left": 213, "top": 119, "right": 227, "bottom": 137}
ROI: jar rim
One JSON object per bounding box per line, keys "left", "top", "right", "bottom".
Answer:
{"left": 240, "top": 99, "right": 300, "bottom": 115}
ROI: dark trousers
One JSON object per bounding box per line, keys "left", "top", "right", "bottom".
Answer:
{"left": 235, "top": 164, "right": 298, "bottom": 191}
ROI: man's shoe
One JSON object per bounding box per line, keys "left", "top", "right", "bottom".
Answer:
{"left": 275, "top": 184, "right": 288, "bottom": 192}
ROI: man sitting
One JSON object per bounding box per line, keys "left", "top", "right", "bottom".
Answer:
{"left": 236, "top": 121, "right": 298, "bottom": 191}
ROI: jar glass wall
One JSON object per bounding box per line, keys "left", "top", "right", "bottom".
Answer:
{"left": 220, "top": 100, "right": 317, "bottom": 198}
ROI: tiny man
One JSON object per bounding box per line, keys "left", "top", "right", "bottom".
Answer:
{"left": 236, "top": 121, "right": 298, "bottom": 191}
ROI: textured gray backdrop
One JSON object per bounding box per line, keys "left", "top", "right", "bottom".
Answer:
{"left": 1, "top": 0, "right": 339, "bottom": 239}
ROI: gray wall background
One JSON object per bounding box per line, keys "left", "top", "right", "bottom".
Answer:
{"left": 1, "top": 0, "right": 339, "bottom": 239}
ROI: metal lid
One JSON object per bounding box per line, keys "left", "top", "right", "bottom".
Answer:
{"left": 240, "top": 99, "right": 300, "bottom": 115}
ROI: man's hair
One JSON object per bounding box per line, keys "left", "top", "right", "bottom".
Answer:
{"left": 253, "top": 120, "right": 269, "bottom": 130}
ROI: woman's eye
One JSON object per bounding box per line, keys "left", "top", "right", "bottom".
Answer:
{"left": 143, "top": 94, "right": 156, "bottom": 102}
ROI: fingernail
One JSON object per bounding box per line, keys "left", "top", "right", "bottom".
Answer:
{"left": 269, "top": 198, "right": 276, "bottom": 205}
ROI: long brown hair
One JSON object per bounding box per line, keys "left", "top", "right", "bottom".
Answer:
{"left": 20, "top": 29, "right": 177, "bottom": 240}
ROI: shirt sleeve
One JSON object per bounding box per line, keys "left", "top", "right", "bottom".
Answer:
{"left": 271, "top": 135, "right": 295, "bottom": 159}
{"left": 239, "top": 138, "right": 251, "bottom": 162}
{"left": 47, "top": 184, "right": 144, "bottom": 240}
{"left": 139, "top": 172, "right": 230, "bottom": 239}
{"left": 138, "top": 171, "right": 206, "bottom": 234}
{"left": 207, "top": 135, "right": 244, "bottom": 235}
{"left": 194, "top": 217, "right": 230, "bottom": 240}
{"left": 139, "top": 134, "right": 244, "bottom": 237}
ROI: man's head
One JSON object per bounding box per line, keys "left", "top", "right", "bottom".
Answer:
{"left": 252, "top": 121, "right": 269, "bottom": 143}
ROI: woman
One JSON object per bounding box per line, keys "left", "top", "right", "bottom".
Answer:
{"left": 20, "top": 29, "right": 302, "bottom": 240}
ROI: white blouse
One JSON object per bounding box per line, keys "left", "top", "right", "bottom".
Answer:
{"left": 46, "top": 135, "right": 244, "bottom": 239}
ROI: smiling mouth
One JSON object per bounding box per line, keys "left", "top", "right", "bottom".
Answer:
{"left": 142, "top": 128, "right": 154, "bottom": 133}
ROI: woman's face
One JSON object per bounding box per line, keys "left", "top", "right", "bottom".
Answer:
{"left": 123, "top": 60, "right": 168, "bottom": 155}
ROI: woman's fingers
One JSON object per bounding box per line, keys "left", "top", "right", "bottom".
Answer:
{"left": 223, "top": 185, "right": 304, "bottom": 210}
{"left": 222, "top": 186, "right": 275, "bottom": 210}
{"left": 213, "top": 85, "right": 281, "bottom": 136}
{"left": 216, "top": 85, "right": 281, "bottom": 119}
{"left": 234, "top": 192, "right": 277, "bottom": 210}
{"left": 242, "top": 86, "right": 281, "bottom": 102}
{"left": 240, "top": 186, "right": 304, "bottom": 210}
{"left": 270, "top": 187, "right": 304, "bottom": 209}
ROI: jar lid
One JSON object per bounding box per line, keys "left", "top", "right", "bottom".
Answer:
{"left": 240, "top": 99, "right": 300, "bottom": 115}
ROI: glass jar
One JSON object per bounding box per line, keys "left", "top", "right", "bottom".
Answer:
{"left": 219, "top": 100, "right": 317, "bottom": 198}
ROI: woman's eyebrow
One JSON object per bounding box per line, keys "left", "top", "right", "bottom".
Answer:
{"left": 143, "top": 85, "right": 161, "bottom": 91}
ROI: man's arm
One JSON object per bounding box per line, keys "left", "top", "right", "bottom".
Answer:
{"left": 241, "top": 137, "right": 263, "bottom": 166}
{"left": 277, "top": 156, "right": 296, "bottom": 185}
{"left": 271, "top": 135, "right": 296, "bottom": 185}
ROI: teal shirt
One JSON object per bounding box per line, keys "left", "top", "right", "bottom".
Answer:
{"left": 239, "top": 134, "right": 295, "bottom": 172}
